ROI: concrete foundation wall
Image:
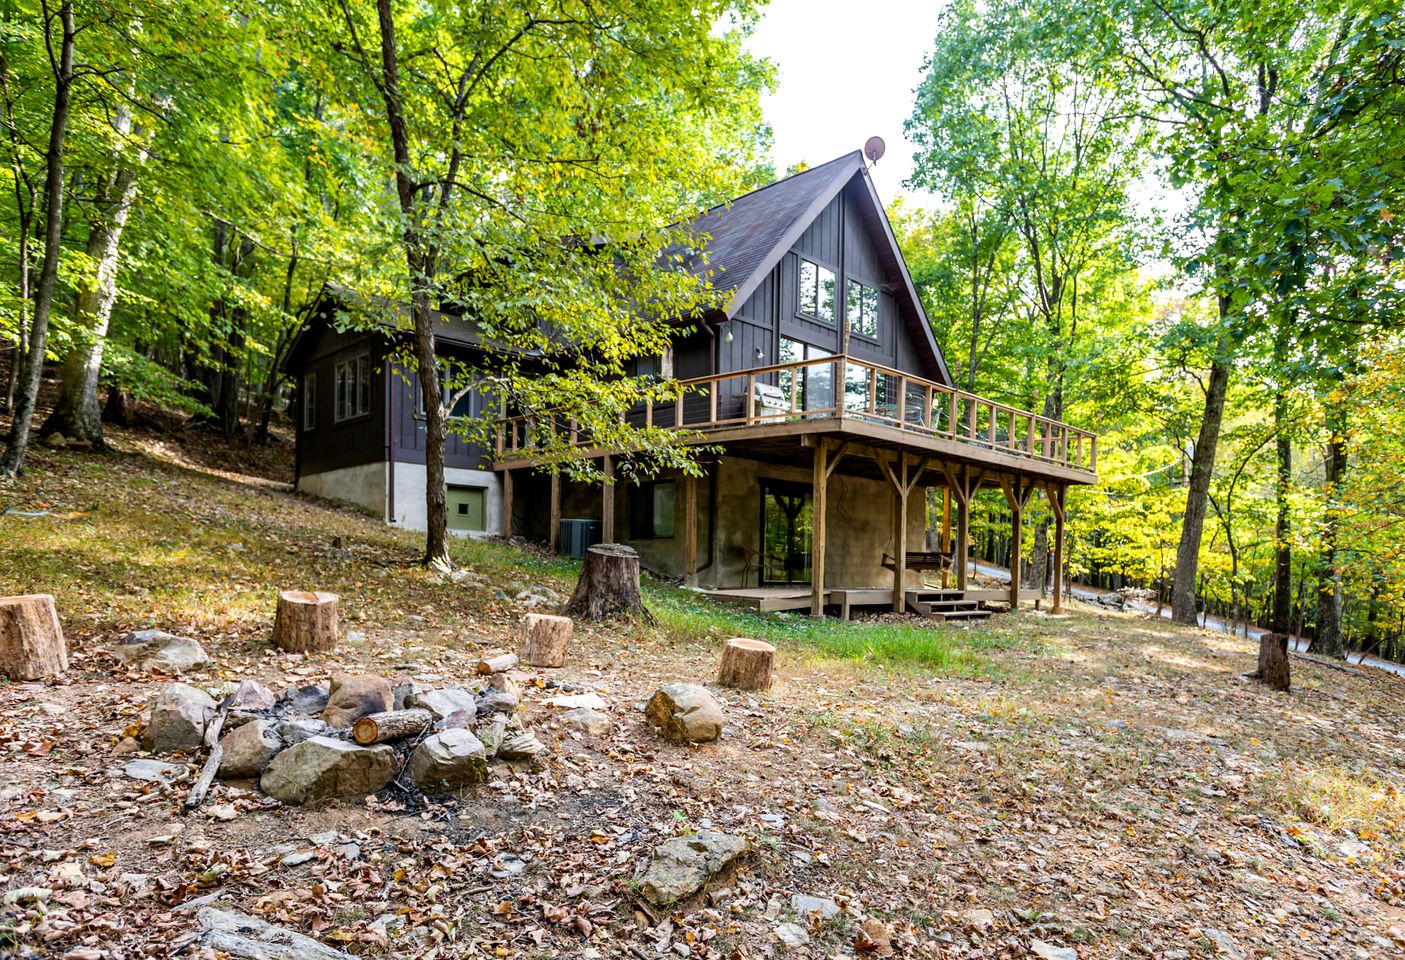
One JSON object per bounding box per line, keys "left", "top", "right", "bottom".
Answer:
{"left": 297, "top": 462, "right": 387, "bottom": 518}
{"left": 391, "top": 462, "right": 503, "bottom": 538}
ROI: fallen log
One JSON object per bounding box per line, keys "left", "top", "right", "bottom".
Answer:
{"left": 352, "top": 708, "right": 433, "bottom": 745}
{"left": 476, "top": 652, "right": 519, "bottom": 675}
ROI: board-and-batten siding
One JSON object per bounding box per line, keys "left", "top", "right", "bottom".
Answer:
{"left": 706, "top": 181, "right": 925, "bottom": 422}
{"left": 297, "top": 329, "right": 386, "bottom": 474}
{"left": 389, "top": 362, "right": 494, "bottom": 470}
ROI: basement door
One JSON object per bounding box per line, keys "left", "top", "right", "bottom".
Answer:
{"left": 760, "top": 480, "right": 812, "bottom": 585}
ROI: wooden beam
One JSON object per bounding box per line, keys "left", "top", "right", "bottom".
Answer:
{"left": 501, "top": 468, "right": 514, "bottom": 538}
{"left": 683, "top": 472, "right": 698, "bottom": 579}
{"left": 1008, "top": 475, "right": 1023, "bottom": 611}
{"left": 811, "top": 439, "right": 828, "bottom": 617}
{"left": 824, "top": 441, "right": 849, "bottom": 480}
{"left": 892, "top": 453, "right": 908, "bottom": 612}
{"left": 601, "top": 455, "right": 615, "bottom": 543}
{"left": 548, "top": 472, "right": 562, "bottom": 554}
{"left": 955, "top": 466, "right": 970, "bottom": 590}
{"left": 1045, "top": 481, "right": 1067, "bottom": 613}
{"left": 940, "top": 486, "right": 951, "bottom": 589}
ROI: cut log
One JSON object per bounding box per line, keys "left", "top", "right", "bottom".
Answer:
{"left": 563, "top": 543, "right": 653, "bottom": 622}
{"left": 519, "top": 613, "right": 572, "bottom": 667}
{"left": 716, "top": 638, "right": 776, "bottom": 691}
{"left": 0, "top": 594, "right": 68, "bottom": 680}
{"left": 476, "top": 652, "right": 519, "bottom": 675}
{"left": 1255, "top": 632, "right": 1291, "bottom": 692}
{"left": 352, "top": 708, "right": 434, "bottom": 745}
{"left": 271, "top": 591, "right": 338, "bottom": 653}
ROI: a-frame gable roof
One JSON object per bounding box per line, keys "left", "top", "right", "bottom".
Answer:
{"left": 686, "top": 151, "right": 952, "bottom": 386}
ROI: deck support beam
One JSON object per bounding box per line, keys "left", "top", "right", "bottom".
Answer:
{"left": 501, "top": 468, "right": 514, "bottom": 538}
{"left": 940, "top": 464, "right": 982, "bottom": 592}
{"left": 548, "top": 472, "right": 561, "bottom": 554}
{"left": 999, "top": 476, "right": 1036, "bottom": 610}
{"left": 683, "top": 472, "right": 698, "bottom": 581}
{"left": 1046, "top": 481, "right": 1067, "bottom": 613}
{"left": 811, "top": 439, "right": 829, "bottom": 617}
{"left": 601, "top": 455, "right": 615, "bottom": 543}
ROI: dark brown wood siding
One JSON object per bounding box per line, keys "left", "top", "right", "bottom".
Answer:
{"left": 295, "top": 328, "right": 387, "bottom": 475}
{"left": 388, "top": 357, "right": 495, "bottom": 470}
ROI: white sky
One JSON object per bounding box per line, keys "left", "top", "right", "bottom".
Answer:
{"left": 745, "top": 0, "right": 946, "bottom": 206}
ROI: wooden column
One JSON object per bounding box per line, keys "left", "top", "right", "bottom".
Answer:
{"left": 940, "top": 487, "right": 952, "bottom": 589}
{"left": 892, "top": 455, "right": 908, "bottom": 612}
{"left": 1000, "top": 476, "right": 1030, "bottom": 611}
{"left": 683, "top": 472, "right": 699, "bottom": 580}
{"left": 548, "top": 472, "right": 562, "bottom": 554}
{"left": 501, "top": 468, "right": 514, "bottom": 538}
{"left": 811, "top": 440, "right": 828, "bottom": 617}
{"left": 941, "top": 464, "right": 974, "bottom": 592}
{"left": 1047, "top": 482, "right": 1067, "bottom": 613}
{"left": 601, "top": 455, "right": 615, "bottom": 543}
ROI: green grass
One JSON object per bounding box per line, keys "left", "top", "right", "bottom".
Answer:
{"left": 644, "top": 580, "right": 1033, "bottom": 675}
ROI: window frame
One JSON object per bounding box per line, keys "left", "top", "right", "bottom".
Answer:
{"left": 796, "top": 257, "right": 837, "bottom": 326}
{"left": 333, "top": 352, "right": 372, "bottom": 424}
{"left": 846, "top": 278, "right": 880, "bottom": 341}
{"left": 302, "top": 372, "right": 317, "bottom": 432}
{"left": 629, "top": 479, "right": 677, "bottom": 540}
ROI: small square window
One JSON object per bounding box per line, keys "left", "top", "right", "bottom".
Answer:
{"left": 333, "top": 353, "right": 371, "bottom": 422}
{"left": 629, "top": 480, "right": 676, "bottom": 539}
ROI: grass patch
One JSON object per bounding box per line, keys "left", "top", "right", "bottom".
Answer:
{"left": 1266, "top": 761, "right": 1405, "bottom": 843}
{"left": 644, "top": 581, "right": 1032, "bottom": 675}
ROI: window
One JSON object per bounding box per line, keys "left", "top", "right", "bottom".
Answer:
{"left": 778, "top": 338, "right": 834, "bottom": 413}
{"left": 629, "top": 480, "right": 676, "bottom": 539}
{"left": 302, "top": 372, "right": 316, "bottom": 431}
{"left": 846, "top": 279, "right": 879, "bottom": 339}
{"left": 417, "top": 367, "right": 476, "bottom": 419}
{"left": 334, "top": 354, "right": 371, "bottom": 422}
{"left": 798, "top": 258, "right": 836, "bottom": 324}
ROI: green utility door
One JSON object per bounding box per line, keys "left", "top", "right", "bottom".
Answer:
{"left": 447, "top": 486, "right": 487, "bottom": 532}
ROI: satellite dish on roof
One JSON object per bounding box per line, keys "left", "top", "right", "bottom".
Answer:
{"left": 864, "top": 136, "right": 886, "bottom": 165}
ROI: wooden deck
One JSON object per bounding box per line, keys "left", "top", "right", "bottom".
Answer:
{"left": 697, "top": 585, "right": 1038, "bottom": 620}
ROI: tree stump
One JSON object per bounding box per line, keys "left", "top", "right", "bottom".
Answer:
{"left": 520, "top": 613, "right": 572, "bottom": 667}
{"left": 1255, "top": 632, "right": 1291, "bottom": 692}
{"left": 563, "top": 544, "right": 653, "bottom": 622}
{"left": 0, "top": 595, "right": 68, "bottom": 680}
{"left": 271, "top": 591, "right": 339, "bottom": 653}
{"left": 716, "top": 637, "right": 776, "bottom": 691}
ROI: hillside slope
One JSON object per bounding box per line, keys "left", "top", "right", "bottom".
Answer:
{"left": 2, "top": 442, "right": 1404, "bottom": 959}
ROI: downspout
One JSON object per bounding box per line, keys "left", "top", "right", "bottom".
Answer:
{"left": 385, "top": 355, "right": 396, "bottom": 524}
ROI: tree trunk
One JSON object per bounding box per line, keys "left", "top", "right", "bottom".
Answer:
{"left": 1, "top": 2, "right": 75, "bottom": 477}
{"left": 716, "top": 637, "right": 776, "bottom": 691}
{"left": 43, "top": 109, "right": 143, "bottom": 447}
{"left": 1254, "top": 632, "right": 1291, "bottom": 692}
{"left": 1271, "top": 399, "right": 1292, "bottom": 634}
{"left": 352, "top": 708, "right": 433, "bottom": 745}
{"left": 102, "top": 385, "right": 130, "bottom": 426}
{"left": 519, "top": 613, "right": 573, "bottom": 667}
{"left": 1315, "top": 404, "right": 1349, "bottom": 658}
{"left": 1171, "top": 330, "right": 1233, "bottom": 624}
{"left": 271, "top": 591, "right": 339, "bottom": 653}
{"left": 0, "top": 594, "right": 68, "bottom": 680}
{"left": 564, "top": 544, "right": 654, "bottom": 622}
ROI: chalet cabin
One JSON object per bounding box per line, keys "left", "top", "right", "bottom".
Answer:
{"left": 287, "top": 152, "right": 1096, "bottom": 618}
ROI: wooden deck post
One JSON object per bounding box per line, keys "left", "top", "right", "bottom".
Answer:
{"left": 501, "top": 468, "right": 514, "bottom": 538}
{"left": 811, "top": 439, "right": 829, "bottom": 617}
{"left": 1048, "top": 482, "right": 1067, "bottom": 613}
{"left": 1000, "top": 476, "right": 1030, "bottom": 611}
{"left": 940, "top": 487, "right": 951, "bottom": 589}
{"left": 548, "top": 472, "right": 562, "bottom": 554}
{"left": 892, "top": 454, "right": 909, "bottom": 612}
{"left": 601, "top": 455, "right": 615, "bottom": 543}
{"left": 683, "top": 472, "right": 698, "bottom": 580}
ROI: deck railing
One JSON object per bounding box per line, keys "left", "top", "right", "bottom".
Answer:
{"left": 495, "top": 355, "right": 1097, "bottom": 475}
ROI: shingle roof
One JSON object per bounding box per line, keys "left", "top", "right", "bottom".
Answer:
{"left": 681, "top": 152, "right": 865, "bottom": 310}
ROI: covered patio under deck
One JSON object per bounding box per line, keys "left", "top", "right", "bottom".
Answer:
{"left": 494, "top": 353, "right": 1097, "bottom": 618}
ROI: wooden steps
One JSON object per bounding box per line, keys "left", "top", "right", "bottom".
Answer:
{"left": 905, "top": 588, "right": 993, "bottom": 623}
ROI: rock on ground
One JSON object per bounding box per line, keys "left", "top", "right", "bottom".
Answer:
{"left": 406, "top": 686, "right": 478, "bottom": 722}
{"left": 637, "top": 830, "right": 750, "bottom": 906}
{"left": 274, "top": 717, "right": 328, "bottom": 744}
{"left": 321, "top": 674, "right": 392, "bottom": 728}
{"left": 559, "top": 707, "right": 612, "bottom": 736}
{"left": 143, "top": 683, "right": 216, "bottom": 754}
{"left": 645, "top": 683, "right": 724, "bottom": 744}
{"left": 259, "top": 736, "right": 399, "bottom": 804}
{"left": 278, "top": 682, "right": 330, "bottom": 716}
{"left": 174, "top": 907, "right": 353, "bottom": 960}
{"left": 217, "top": 719, "right": 284, "bottom": 779}
{"left": 114, "top": 630, "right": 210, "bottom": 674}
{"left": 229, "top": 679, "right": 276, "bottom": 712}
{"left": 408, "top": 729, "right": 489, "bottom": 793}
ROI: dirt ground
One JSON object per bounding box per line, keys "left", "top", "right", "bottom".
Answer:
{"left": 3, "top": 434, "right": 1405, "bottom": 959}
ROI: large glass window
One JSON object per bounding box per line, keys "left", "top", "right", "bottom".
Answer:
{"left": 778, "top": 339, "right": 835, "bottom": 414}
{"left": 846, "top": 279, "right": 879, "bottom": 339}
{"left": 761, "top": 480, "right": 812, "bottom": 585}
{"left": 629, "top": 480, "right": 676, "bottom": 539}
{"left": 334, "top": 354, "right": 370, "bottom": 422}
{"left": 798, "top": 258, "right": 836, "bottom": 324}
